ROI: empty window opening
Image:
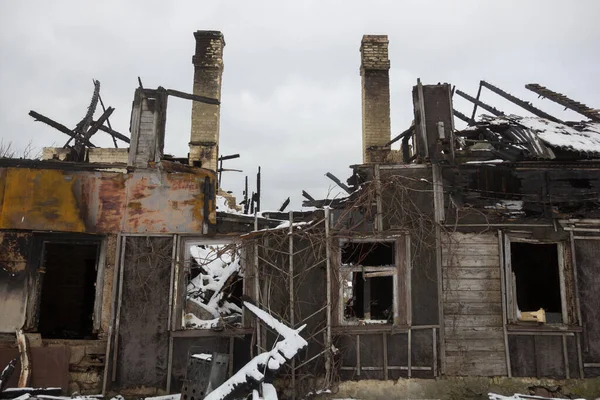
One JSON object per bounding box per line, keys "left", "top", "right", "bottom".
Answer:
{"left": 184, "top": 243, "right": 243, "bottom": 329}
{"left": 341, "top": 242, "right": 395, "bottom": 266}
{"left": 38, "top": 242, "right": 99, "bottom": 339}
{"left": 344, "top": 272, "right": 394, "bottom": 322}
{"left": 510, "top": 242, "right": 562, "bottom": 323}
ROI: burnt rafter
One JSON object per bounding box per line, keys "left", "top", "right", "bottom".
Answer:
{"left": 386, "top": 125, "right": 415, "bottom": 147}
{"left": 455, "top": 89, "right": 505, "bottom": 117}
{"left": 74, "top": 79, "right": 101, "bottom": 134}
{"left": 29, "top": 80, "right": 130, "bottom": 153}
{"left": 325, "top": 172, "right": 352, "bottom": 194}
{"left": 453, "top": 109, "right": 472, "bottom": 124}
{"left": 94, "top": 123, "right": 130, "bottom": 144}
{"left": 165, "top": 88, "right": 220, "bottom": 105}
{"left": 525, "top": 83, "right": 600, "bottom": 122}
{"left": 29, "top": 111, "right": 96, "bottom": 148}
{"left": 480, "top": 80, "right": 564, "bottom": 124}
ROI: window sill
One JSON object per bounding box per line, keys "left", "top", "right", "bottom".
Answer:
{"left": 170, "top": 327, "right": 253, "bottom": 338}
{"left": 332, "top": 324, "right": 433, "bottom": 335}
{"left": 506, "top": 324, "right": 582, "bottom": 334}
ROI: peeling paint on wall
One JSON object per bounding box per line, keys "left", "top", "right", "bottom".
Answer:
{"left": 0, "top": 163, "right": 216, "bottom": 234}
{"left": 0, "top": 232, "right": 31, "bottom": 332}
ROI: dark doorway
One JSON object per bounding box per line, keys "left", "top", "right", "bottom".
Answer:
{"left": 510, "top": 242, "right": 562, "bottom": 323}
{"left": 38, "top": 242, "right": 99, "bottom": 339}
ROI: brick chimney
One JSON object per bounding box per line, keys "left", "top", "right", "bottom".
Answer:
{"left": 360, "top": 35, "right": 392, "bottom": 164}
{"left": 189, "top": 30, "right": 225, "bottom": 170}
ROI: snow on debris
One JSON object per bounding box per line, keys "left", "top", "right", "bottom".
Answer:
{"left": 465, "top": 159, "right": 505, "bottom": 164}
{"left": 204, "top": 301, "right": 308, "bottom": 400}
{"left": 185, "top": 243, "right": 243, "bottom": 329}
{"left": 191, "top": 353, "right": 213, "bottom": 361}
{"left": 215, "top": 195, "right": 242, "bottom": 214}
{"left": 488, "top": 394, "right": 585, "bottom": 400}
{"left": 517, "top": 117, "right": 600, "bottom": 154}
{"left": 473, "top": 114, "right": 600, "bottom": 155}
{"left": 143, "top": 395, "right": 181, "bottom": 400}
{"left": 252, "top": 383, "right": 278, "bottom": 400}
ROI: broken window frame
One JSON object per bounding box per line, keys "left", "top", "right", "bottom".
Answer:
{"left": 174, "top": 237, "right": 245, "bottom": 330}
{"left": 336, "top": 236, "right": 408, "bottom": 326}
{"left": 24, "top": 233, "right": 107, "bottom": 337}
{"left": 503, "top": 235, "right": 569, "bottom": 325}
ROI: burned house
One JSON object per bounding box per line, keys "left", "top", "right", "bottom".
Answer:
{"left": 223, "top": 36, "right": 600, "bottom": 398}
{"left": 0, "top": 30, "right": 265, "bottom": 396}
{"left": 2, "top": 29, "right": 600, "bottom": 400}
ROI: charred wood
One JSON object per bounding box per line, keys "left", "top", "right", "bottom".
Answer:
{"left": 166, "top": 88, "right": 220, "bottom": 105}
{"left": 481, "top": 80, "right": 564, "bottom": 124}
{"left": 29, "top": 111, "right": 96, "bottom": 148}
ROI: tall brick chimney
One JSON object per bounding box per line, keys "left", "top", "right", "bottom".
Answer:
{"left": 189, "top": 30, "right": 225, "bottom": 170}
{"left": 360, "top": 35, "right": 392, "bottom": 164}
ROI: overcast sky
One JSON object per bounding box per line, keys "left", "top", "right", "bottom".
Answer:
{"left": 1, "top": 0, "right": 599, "bottom": 210}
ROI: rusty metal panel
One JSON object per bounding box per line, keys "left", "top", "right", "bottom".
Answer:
{"left": 0, "top": 168, "right": 86, "bottom": 232}
{"left": 0, "top": 232, "right": 32, "bottom": 332}
{"left": 0, "top": 166, "right": 216, "bottom": 234}
{"left": 121, "top": 171, "right": 213, "bottom": 233}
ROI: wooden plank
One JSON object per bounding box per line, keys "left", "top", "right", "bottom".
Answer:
{"left": 444, "top": 315, "right": 503, "bottom": 328}
{"left": 29, "top": 110, "right": 96, "bottom": 147}
{"left": 166, "top": 88, "right": 220, "bottom": 105}
{"left": 442, "top": 244, "right": 499, "bottom": 256}
{"left": 446, "top": 339, "right": 505, "bottom": 352}
{"left": 446, "top": 352, "right": 507, "bottom": 376}
{"left": 443, "top": 278, "right": 501, "bottom": 291}
{"left": 443, "top": 268, "right": 500, "bottom": 280}
{"left": 444, "top": 302, "right": 503, "bottom": 315}
{"left": 382, "top": 333, "right": 388, "bottom": 380}
{"left": 442, "top": 232, "right": 498, "bottom": 244}
{"left": 442, "top": 255, "right": 499, "bottom": 268}
{"left": 444, "top": 290, "right": 501, "bottom": 303}
{"left": 16, "top": 330, "right": 31, "bottom": 387}
{"left": 445, "top": 327, "right": 504, "bottom": 340}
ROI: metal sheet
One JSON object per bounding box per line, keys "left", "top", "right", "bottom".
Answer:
{"left": 0, "top": 165, "right": 216, "bottom": 234}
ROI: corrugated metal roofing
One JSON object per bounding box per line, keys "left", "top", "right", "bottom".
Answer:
{"left": 463, "top": 115, "right": 600, "bottom": 159}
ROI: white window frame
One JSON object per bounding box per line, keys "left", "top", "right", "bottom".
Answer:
{"left": 503, "top": 235, "right": 568, "bottom": 325}
{"left": 338, "top": 237, "right": 402, "bottom": 326}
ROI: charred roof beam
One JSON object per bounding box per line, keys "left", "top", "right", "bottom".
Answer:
{"left": 29, "top": 111, "right": 96, "bottom": 148}
{"left": 453, "top": 109, "right": 472, "bottom": 124}
{"left": 480, "top": 81, "right": 564, "bottom": 124}
{"left": 385, "top": 125, "right": 414, "bottom": 147}
{"left": 455, "top": 89, "right": 505, "bottom": 117}
{"left": 525, "top": 83, "right": 600, "bottom": 122}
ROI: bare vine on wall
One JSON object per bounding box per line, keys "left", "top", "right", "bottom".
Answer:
{"left": 243, "top": 168, "right": 499, "bottom": 391}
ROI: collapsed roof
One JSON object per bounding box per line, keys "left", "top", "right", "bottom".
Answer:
{"left": 459, "top": 115, "right": 600, "bottom": 161}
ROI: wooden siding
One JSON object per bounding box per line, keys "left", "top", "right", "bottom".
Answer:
{"left": 442, "top": 232, "right": 508, "bottom": 376}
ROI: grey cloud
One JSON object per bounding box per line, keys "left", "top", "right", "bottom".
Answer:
{"left": 1, "top": 0, "right": 599, "bottom": 209}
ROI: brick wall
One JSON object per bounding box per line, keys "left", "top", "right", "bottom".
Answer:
{"left": 88, "top": 148, "right": 128, "bottom": 164}
{"left": 360, "top": 35, "right": 392, "bottom": 164}
{"left": 189, "top": 31, "right": 225, "bottom": 171}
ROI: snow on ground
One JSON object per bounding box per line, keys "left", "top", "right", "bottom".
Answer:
{"left": 488, "top": 394, "right": 585, "bottom": 400}
{"left": 6, "top": 395, "right": 124, "bottom": 400}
